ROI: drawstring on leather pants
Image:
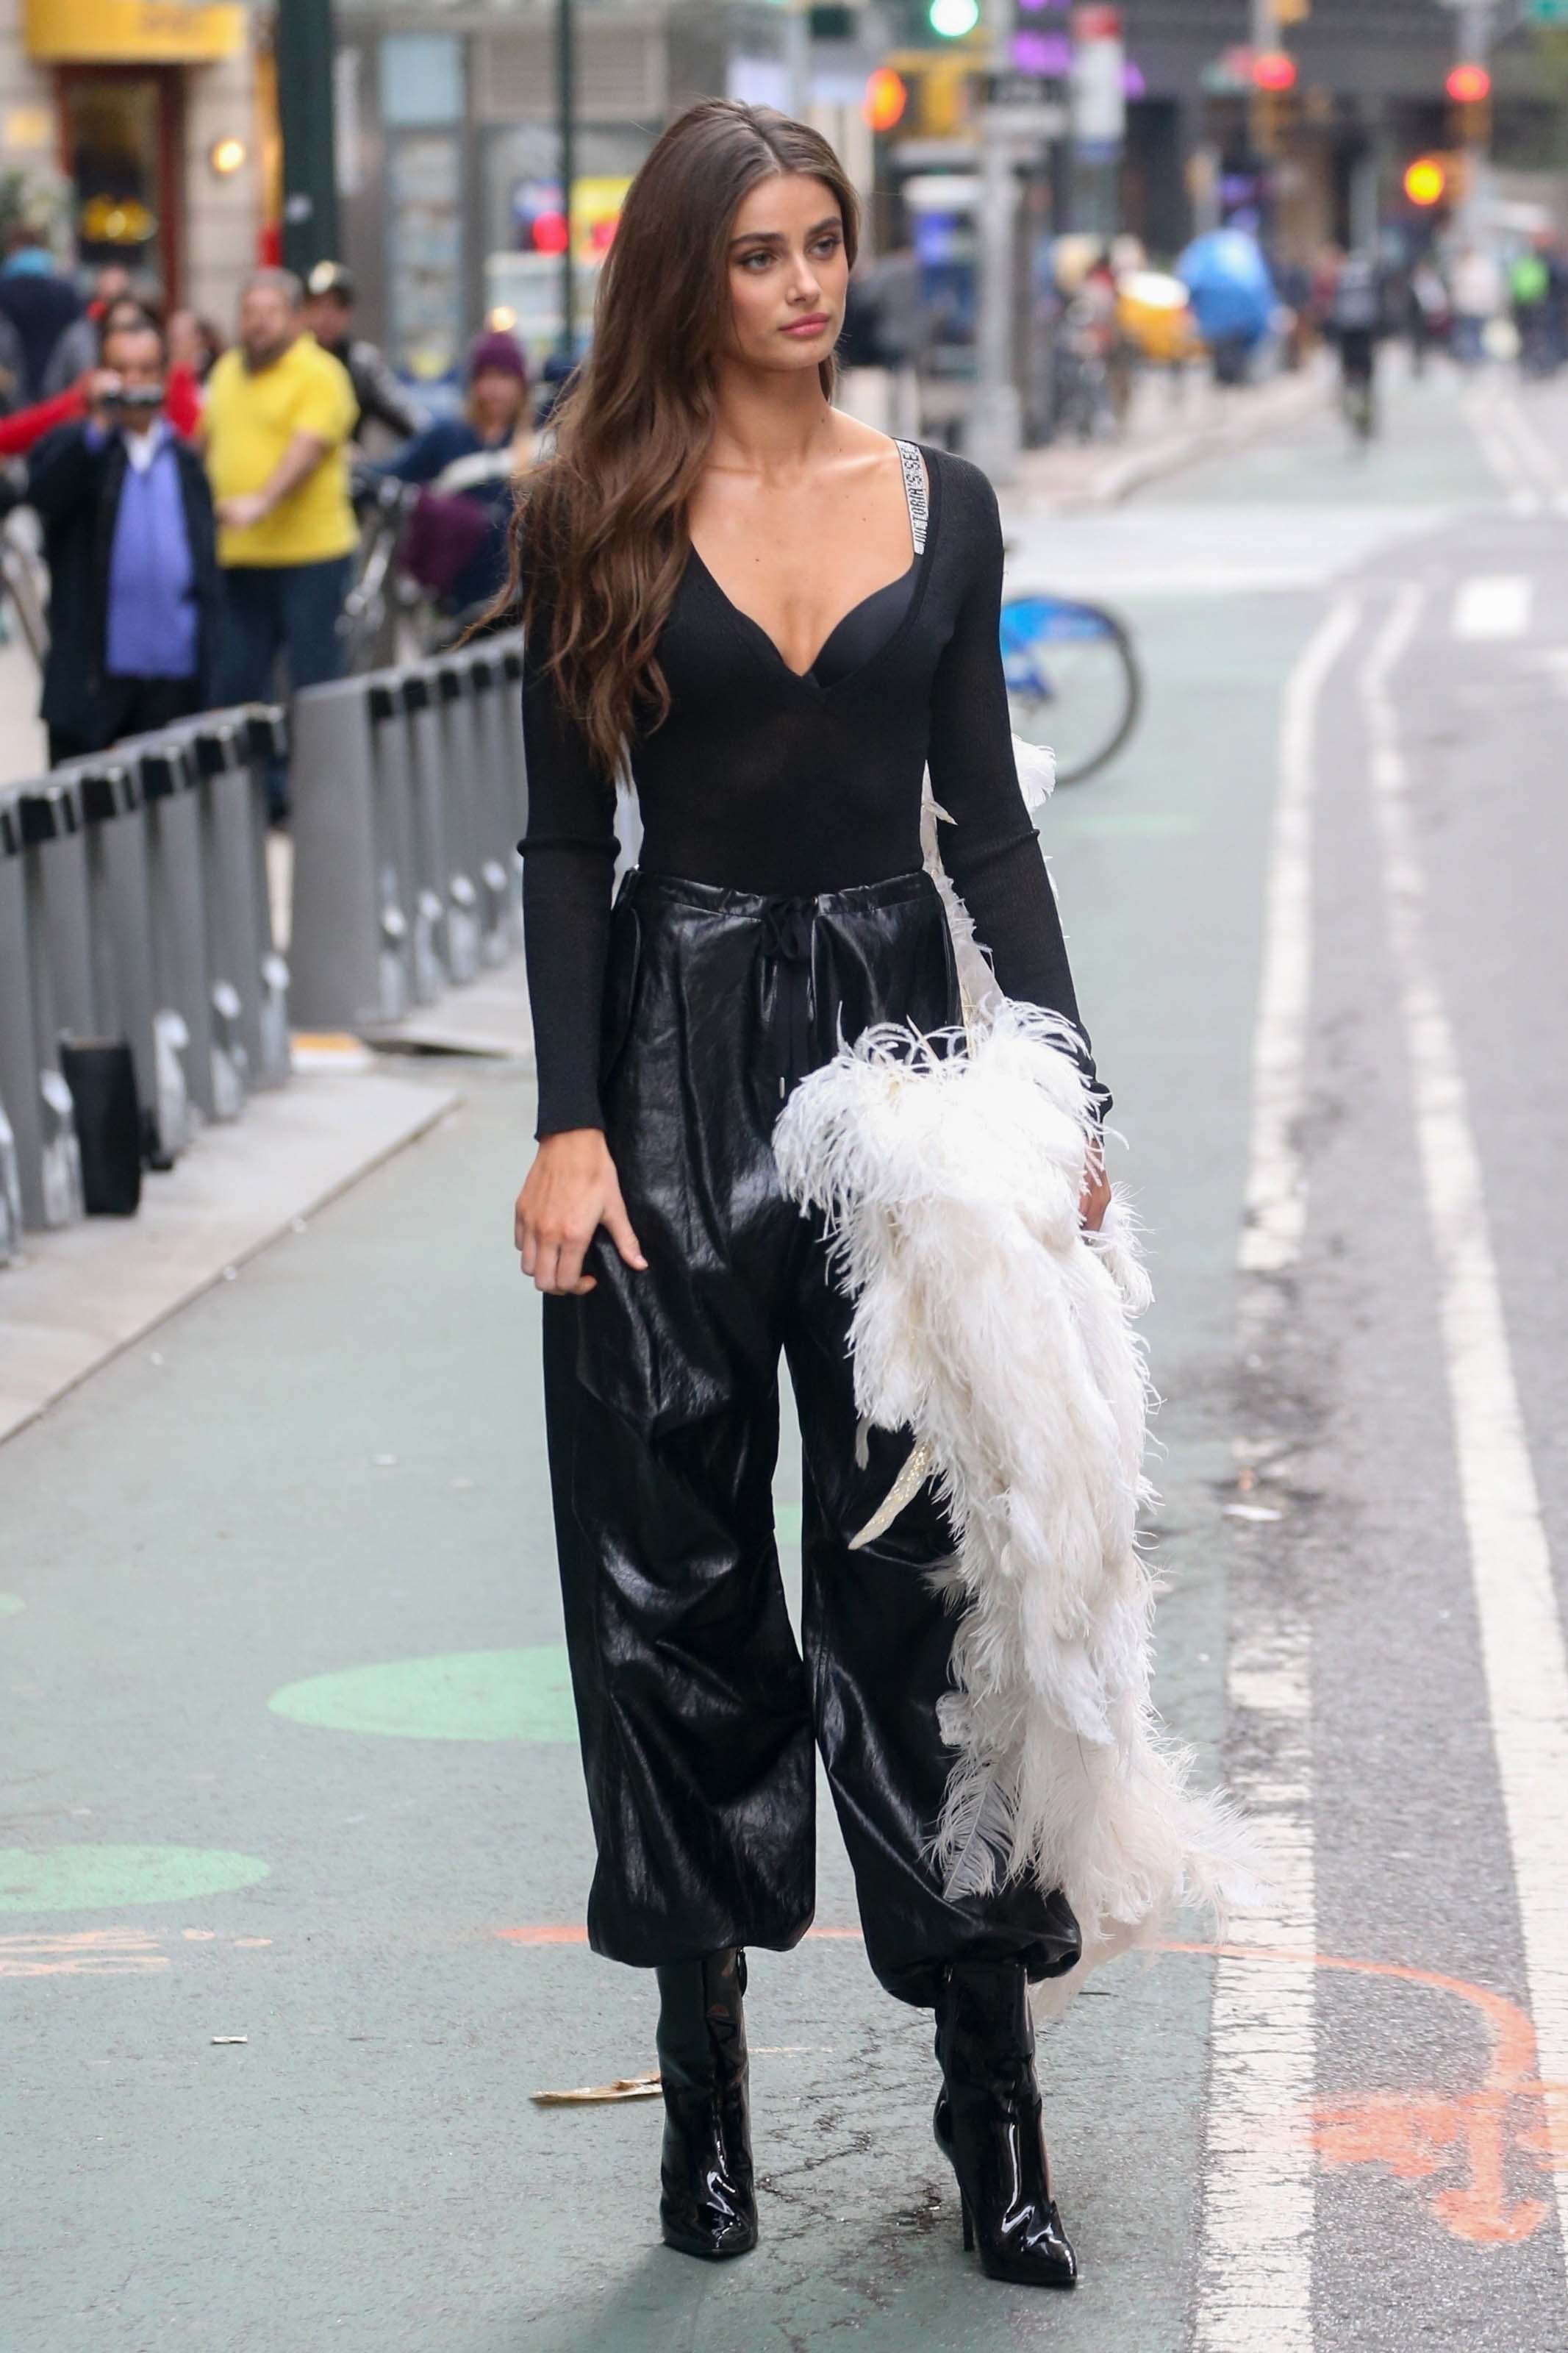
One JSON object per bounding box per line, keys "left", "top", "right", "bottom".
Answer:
{"left": 759, "top": 896, "right": 817, "bottom": 1103}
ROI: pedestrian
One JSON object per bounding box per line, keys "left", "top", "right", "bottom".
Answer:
{"left": 1509, "top": 238, "right": 1556, "bottom": 379}
{"left": 1328, "top": 246, "right": 1384, "bottom": 435}
{"left": 509, "top": 99, "right": 1114, "bottom": 2286}
{"left": 201, "top": 268, "right": 358, "bottom": 820}
{"left": 1450, "top": 244, "right": 1503, "bottom": 367}
{"left": 301, "top": 260, "right": 421, "bottom": 446}
{"left": 165, "top": 307, "right": 225, "bottom": 385}
{"left": 26, "top": 307, "right": 219, "bottom": 764}
{"left": 39, "top": 261, "right": 135, "bottom": 397}
{"left": 384, "top": 326, "right": 534, "bottom": 623}
{"left": 0, "top": 222, "right": 83, "bottom": 401}
{"left": 1407, "top": 256, "right": 1448, "bottom": 376}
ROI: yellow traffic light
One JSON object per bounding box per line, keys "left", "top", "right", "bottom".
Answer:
{"left": 1404, "top": 155, "right": 1447, "bottom": 207}
{"left": 862, "top": 68, "right": 908, "bottom": 131}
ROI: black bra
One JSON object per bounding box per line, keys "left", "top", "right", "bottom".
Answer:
{"left": 807, "top": 558, "right": 919, "bottom": 687}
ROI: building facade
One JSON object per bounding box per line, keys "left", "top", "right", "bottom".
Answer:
{"left": 0, "top": 0, "right": 265, "bottom": 324}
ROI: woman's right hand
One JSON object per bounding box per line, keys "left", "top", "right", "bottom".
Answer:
{"left": 514, "top": 1129, "right": 647, "bottom": 1296}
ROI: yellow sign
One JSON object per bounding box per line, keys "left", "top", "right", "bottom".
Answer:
{"left": 25, "top": 0, "right": 244, "bottom": 63}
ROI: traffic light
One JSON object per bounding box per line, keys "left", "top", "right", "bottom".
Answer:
{"left": 1250, "top": 50, "right": 1297, "bottom": 92}
{"left": 862, "top": 66, "right": 908, "bottom": 129}
{"left": 1404, "top": 155, "right": 1447, "bottom": 207}
{"left": 1447, "top": 58, "right": 1492, "bottom": 146}
{"left": 927, "top": 0, "right": 980, "bottom": 35}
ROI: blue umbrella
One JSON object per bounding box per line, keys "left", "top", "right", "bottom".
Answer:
{"left": 1177, "top": 229, "right": 1278, "bottom": 346}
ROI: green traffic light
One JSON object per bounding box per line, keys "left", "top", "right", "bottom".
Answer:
{"left": 928, "top": 0, "right": 980, "bottom": 35}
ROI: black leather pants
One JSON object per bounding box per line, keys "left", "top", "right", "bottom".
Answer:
{"left": 540, "top": 868, "right": 1081, "bottom": 2009}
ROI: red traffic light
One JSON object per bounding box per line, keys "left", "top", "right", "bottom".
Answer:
{"left": 1251, "top": 49, "right": 1297, "bottom": 93}
{"left": 1446, "top": 63, "right": 1491, "bottom": 104}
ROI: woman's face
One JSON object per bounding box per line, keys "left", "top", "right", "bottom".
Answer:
{"left": 725, "top": 172, "right": 848, "bottom": 372}
{"left": 471, "top": 368, "right": 524, "bottom": 435}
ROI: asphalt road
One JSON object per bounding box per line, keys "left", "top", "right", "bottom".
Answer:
{"left": 4, "top": 355, "right": 1567, "bottom": 2352}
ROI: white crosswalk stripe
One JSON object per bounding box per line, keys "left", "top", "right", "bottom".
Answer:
{"left": 1452, "top": 574, "right": 1533, "bottom": 641}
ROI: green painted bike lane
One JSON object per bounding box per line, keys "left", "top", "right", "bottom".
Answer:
{"left": 2, "top": 384, "right": 1475, "bottom": 2347}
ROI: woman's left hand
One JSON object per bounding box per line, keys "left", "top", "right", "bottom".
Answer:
{"left": 1078, "top": 1140, "right": 1111, "bottom": 1233}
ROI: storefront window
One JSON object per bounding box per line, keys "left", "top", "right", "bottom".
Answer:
{"left": 379, "top": 36, "right": 465, "bottom": 382}
{"left": 60, "top": 71, "right": 178, "bottom": 297}
{"left": 480, "top": 122, "right": 648, "bottom": 366}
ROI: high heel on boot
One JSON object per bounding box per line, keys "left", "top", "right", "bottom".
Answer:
{"left": 654, "top": 1947, "right": 757, "bottom": 2260}
{"left": 932, "top": 1960, "right": 1077, "bottom": 2289}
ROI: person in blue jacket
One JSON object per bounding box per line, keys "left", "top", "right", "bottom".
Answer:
{"left": 382, "top": 328, "right": 534, "bottom": 620}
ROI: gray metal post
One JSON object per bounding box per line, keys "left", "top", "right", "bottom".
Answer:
{"left": 18, "top": 776, "right": 97, "bottom": 1045}
{"left": 15, "top": 791, "right": 84, "bottom": 1229}
{"left": 412, "top": 659, "right": 478, "bottom": 984}
{"left": 243, "top": 707, "right": 293, "bottom": 1085}
{"left": 139, "top": 741, "right": 215, "bottom": 1122}
{"left": 288, "top": 674, "right": 395, "bottom": 1031}
{"left": 498, "top": 638, "right": 529, "bottom": 845}
{"left": 437, "top": 654, "right": 506, "bottom": 969}
{"left": 465, "top": 648, "right": 524, "bottom": 954}
{"left": 401, "top": 671, "right": 457, "bottom": 989}
{"left": 187, "top": 718, "right": 260, "bottom": 1115}
{"left": 80, "top": 759, "right": 162, "bottom": 1154}
{"left": 368, "top": 675, "right": 423, "bottom": 1009}
{"left": 0, "top": 791, "right": 49, "bottom": 1231}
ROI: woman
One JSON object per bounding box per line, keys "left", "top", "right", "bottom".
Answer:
{"left": 386, "top": 327, "right": 534, "bottom": 620}
{"left": 509, "top": 100, "right": 1111, "bottom": 2288}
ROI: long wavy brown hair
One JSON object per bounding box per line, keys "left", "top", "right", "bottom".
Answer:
{"left": 491, "top": 99, "right": 860, "bottom": 779}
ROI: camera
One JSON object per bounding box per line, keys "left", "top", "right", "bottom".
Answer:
{"left": 104, "top": 382, "right": 165, "bottom": 413}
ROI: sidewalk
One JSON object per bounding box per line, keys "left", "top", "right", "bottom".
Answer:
{"left": 1013, "top": 357, "right": 1328, "bottom": 512}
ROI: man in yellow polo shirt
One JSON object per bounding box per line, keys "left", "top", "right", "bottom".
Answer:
{"left": 204, "top": 267, "right": 359, "bottom": 821}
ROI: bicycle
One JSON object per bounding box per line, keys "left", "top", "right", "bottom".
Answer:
{"left": 0, "top": 468, "right": 49, "bottom": 670}
{"left": 1000, "top": 593, "right": 1142, "bottom": 785}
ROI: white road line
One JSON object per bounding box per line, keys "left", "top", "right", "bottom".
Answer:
{"left": 1452, "top": 574, "right": 1533, "bottom": 642}
{"left": 1237, "top": 598, "right": 1364, "bottom": 1280}
{"left": 1361, "top": 585, "right": 1568, "bottom": 2304}
{"left": 1195, "top": 596, "right": 1360, "bottom": 2353}
{"left": 1460, "top": 384, "right": 1546, "bottom": 518}
{"left": 1195, "top": 1613, "right": 1315, "bottom": 2353}
{"left": 1492, "top": 385, "right": 1568, "bottom": 505}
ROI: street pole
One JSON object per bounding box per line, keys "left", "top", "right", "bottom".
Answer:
{"left": 1455, "top": 0, "right": 1497, "bottom": 245}
{"left": 275, "top": 0, "right": 340, "bottom": 279}
{"left": 1249, "top": 0, "right": 1279, "bottom": 160}
{"left": 557, "top": 0, "right": 576, "bottom": 360}
{"left": 968, "top": 0, "right": 1023, "bottom": 481}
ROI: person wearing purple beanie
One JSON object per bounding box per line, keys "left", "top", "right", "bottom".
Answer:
{"left": 381, "top": 326, "right": 537, "bottom": 622}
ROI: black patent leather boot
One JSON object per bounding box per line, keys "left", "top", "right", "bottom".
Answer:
{"left": 931, "top": 1960, "right": 1077, "bottom": 2288}
{"left": 654, "top": 1947, "right": 757, "bottom": 2260}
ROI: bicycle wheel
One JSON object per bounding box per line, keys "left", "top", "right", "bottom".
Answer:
{"left": 1001, "top": 595, "right": 1142, "bottom": 785}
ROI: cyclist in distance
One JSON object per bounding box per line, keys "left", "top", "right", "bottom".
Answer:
{"left": 1328, "top": 247, "right": 1384, "bottom": 439}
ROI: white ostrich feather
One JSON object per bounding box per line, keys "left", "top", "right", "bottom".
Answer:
{"left": 773, "top": 736, "right": 1260, "bottom": 2013}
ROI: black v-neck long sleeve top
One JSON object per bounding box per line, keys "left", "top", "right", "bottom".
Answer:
{"left": 518, "top": 443, "right": 1106, "bottom": 1138}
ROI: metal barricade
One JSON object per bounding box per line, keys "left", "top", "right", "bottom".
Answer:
{"left": 497, "top": 636, "right": 529, "bottom": 845}
{"left": 74, "top": 754, "right": 168, "bottom": 1162}
{"left": 0, "top": 790, "right": 49, "bottom": 1239}
{"left": 6, "top": 782, "right": 84, "bottom": 1229}
{"left": 241, "top": 706, "right": 293, "bottom": 1082}
{"left": 436, "top": 650, "right": 512, "bottom": 968}
{"left": 466, "top": 642, "right": 525, "bottom": 954}
{"left": 368, "top": 675, "right": 434, "bottom": 1007}
{"left": 133, "top": 738, "right": 217, "bottom": 1124}
{"left": 286, "top": 636, "right": 532, "bottom": 1035}
{"left": 405, "top": 665, "right": 478, "bottom": 985}
{"left": 290, "top": 671, "right": 413, "bottom": 1030}
{"left": 168, "top": 707, "right": 292, "bottom": 1092}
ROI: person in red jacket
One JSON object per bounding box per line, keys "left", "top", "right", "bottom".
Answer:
{"left": 0, "top": 299, "right": 201, "bottom": 458}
